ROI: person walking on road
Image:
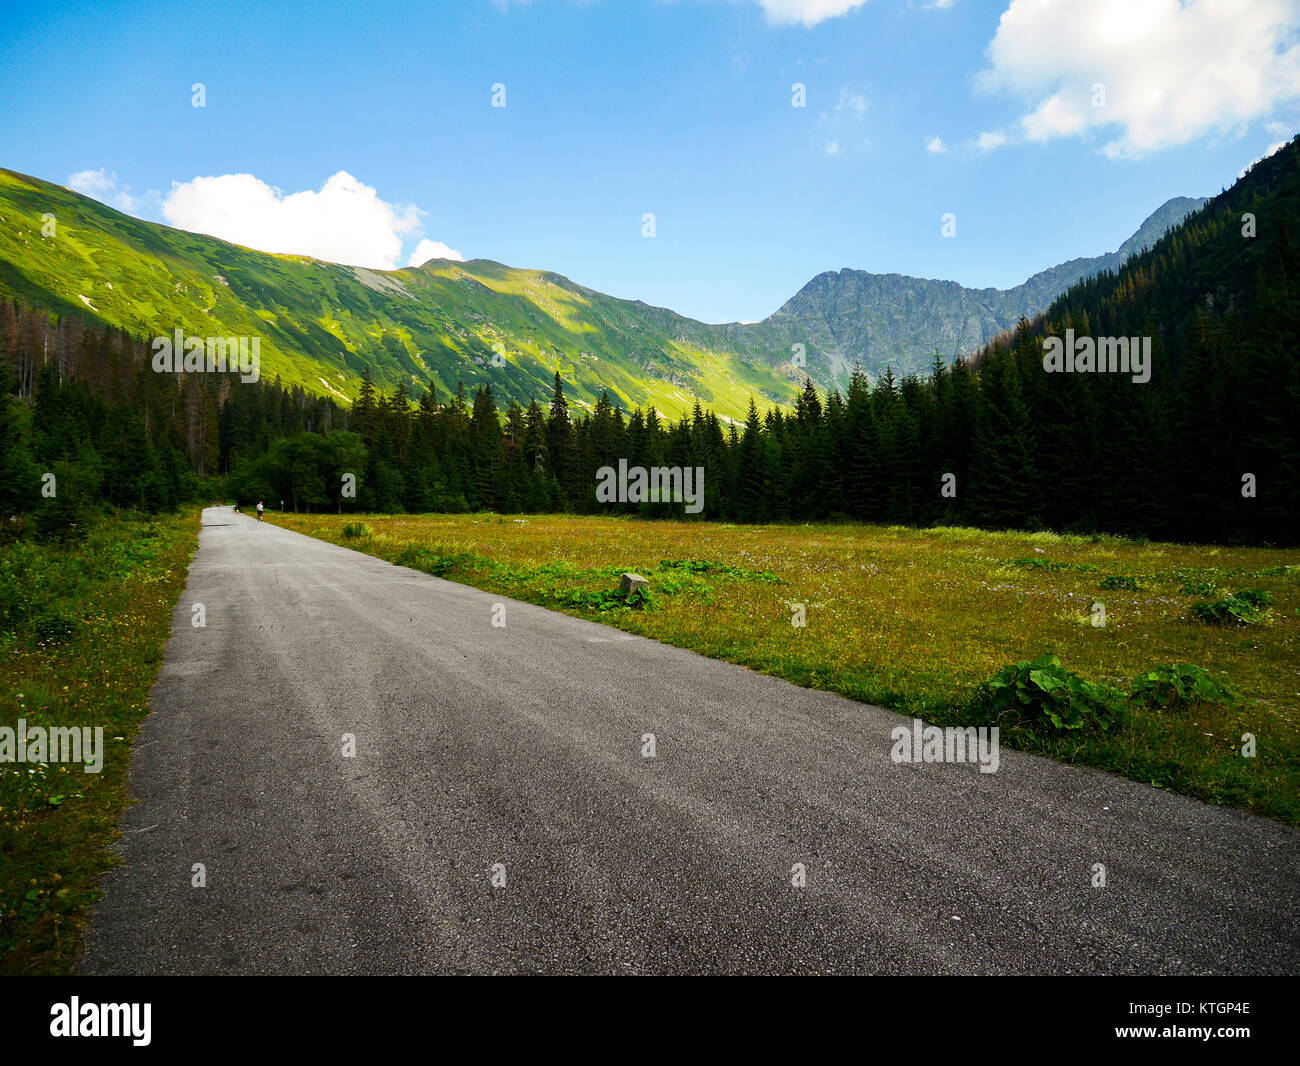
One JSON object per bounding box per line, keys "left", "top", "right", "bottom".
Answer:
{"left": 256, "top": 501, "right": 264, "bottom": 522}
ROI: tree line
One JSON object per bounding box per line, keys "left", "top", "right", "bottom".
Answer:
{"left": 2, "top": 134, "right": 1296, "bottom": 545}
{"left": 0, "top": 297, "right": 338, "bottom": 537}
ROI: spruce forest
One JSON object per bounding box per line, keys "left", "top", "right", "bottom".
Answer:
{"left": 2, "top": 139, "right": 1298, "bottom": 546}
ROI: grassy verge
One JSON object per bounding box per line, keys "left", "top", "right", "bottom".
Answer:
{"left": 274, "top": 512, "right": 1300, "bottom": 824}
{"left": 0, "top": 509, "right": 199, "bottom": 974}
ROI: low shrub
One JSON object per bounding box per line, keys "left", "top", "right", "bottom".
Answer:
{"left": 1130, "top": 664, "right": 1237, "bottom": 712}
{"left": 555, "top": 585, "right": 655, "bottom": 611}
{"left": 967, "top": 654, "right": 1125, "bottom": 734}
{"left": 656, "top": 559, "right": 781, "bottom": 583}
{"left": 1189, "top": 589, "right": 1272, "bottom": 625}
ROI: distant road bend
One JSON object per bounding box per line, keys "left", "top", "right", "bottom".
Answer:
{"left": 80, "top": 507, "right": 1300, "bottom": 975}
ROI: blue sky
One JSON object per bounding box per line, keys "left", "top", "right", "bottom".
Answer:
{"left": 1, "top": 0, "right": 1296, "bottom": 323}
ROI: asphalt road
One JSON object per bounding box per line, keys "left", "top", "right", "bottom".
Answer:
{"left": 79, "top": 507, "right": 1300, "bottom": 975}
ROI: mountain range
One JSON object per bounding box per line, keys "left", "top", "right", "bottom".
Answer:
{"left": 760, "top": 195, "right": 1207, "bottom": 386}
{"left": 0, "top": 167, "right": 1204, "bottom": 420}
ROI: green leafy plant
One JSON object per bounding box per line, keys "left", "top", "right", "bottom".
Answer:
{"left": 555, "top": 585, "right": 655, "bottom": 611}
{"left": 1099, "top": 575, "right": 1139, "bottom": 590}
{"left": 392, "top": 545, "right": 481, "bottom": 576}
{"left": 1130, "top": 664, "right": 1237, "bottom": 712}
{"left": 1232, "top": 588, "right": 1273, "bottom": 609}
{"left": 1179, "top": 579, "right": 1218, "bottom": 596}
{"left": 340, "top": 522, "right": 372, "bottom": 539}
{"left": 1189, "top": 589, "right": 1272, "bottom": 625}
{"left": 967, "top": 654, "right": 1125, "bottom": 733}
{"left": 1007, "top": 557, "right": 1099, "bottom": 573}
{"left": 656, "top": 559, "right": 781, "bottom": 583}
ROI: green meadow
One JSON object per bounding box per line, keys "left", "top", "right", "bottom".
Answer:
{"left": 273, "top": 511, "right": 1300, "bottom": 825}
{"left": 0, "top": 167, "right": 800, "bottom": 420}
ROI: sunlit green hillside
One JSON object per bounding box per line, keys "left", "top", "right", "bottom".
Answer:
{"left": 0, "top": 168, "right": 803, "bottom": 419}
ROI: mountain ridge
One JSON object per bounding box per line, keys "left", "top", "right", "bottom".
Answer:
{"left": 0, "top": 166, "right": 1204, "bottom": 415}
{"left": 756, "top": 194, "right": 1207, "bottom": 387}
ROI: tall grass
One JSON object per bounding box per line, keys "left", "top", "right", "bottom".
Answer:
{"left": 0, "top": 510, "right": 199, "bottom": 974}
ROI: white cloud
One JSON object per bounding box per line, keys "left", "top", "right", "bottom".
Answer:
{"left": 67, "top": 167, "right": 115, "bottom": 197}
{"left": 408, "top": 238, "right": 465, "bottom": 266}
{"left": 976, "top": 130, "right": 1007, "bottom": 150}
{"left": 757, "top": 0, "right": 869, "bottom": 27}
{"left": 835, "top": 85, "right": 868, "bottom": 115}
{"left": 977, "top": 0, "right": 1300, "bottom": 158}
{"left": 68, "top": 168, "right": 461, "bottom": 269}
{"left": 926, "top": 136, "right": 947, "bottom": 153}
{"left": 161, "top": 171, "right": 458, "bottom": 270}
{"left": 66, "top": 168, "right": 160, "bottom": 215}
{"left": 815, "top": 82, "right": 869, "bottom": 156}
{"left": 1239, "top": 138, "right": 1290, "bottom": 177}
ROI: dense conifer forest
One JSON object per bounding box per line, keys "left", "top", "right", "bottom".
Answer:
{"left": 2, "top": 139, "right": 1297, "bottom": 545}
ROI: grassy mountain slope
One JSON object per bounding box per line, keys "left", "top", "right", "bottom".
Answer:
{"left": 0, "top": 168, "right": 801, "bottom": 420}
{"left": 0, "top": 166, "right": 1202, "bottom": 416}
